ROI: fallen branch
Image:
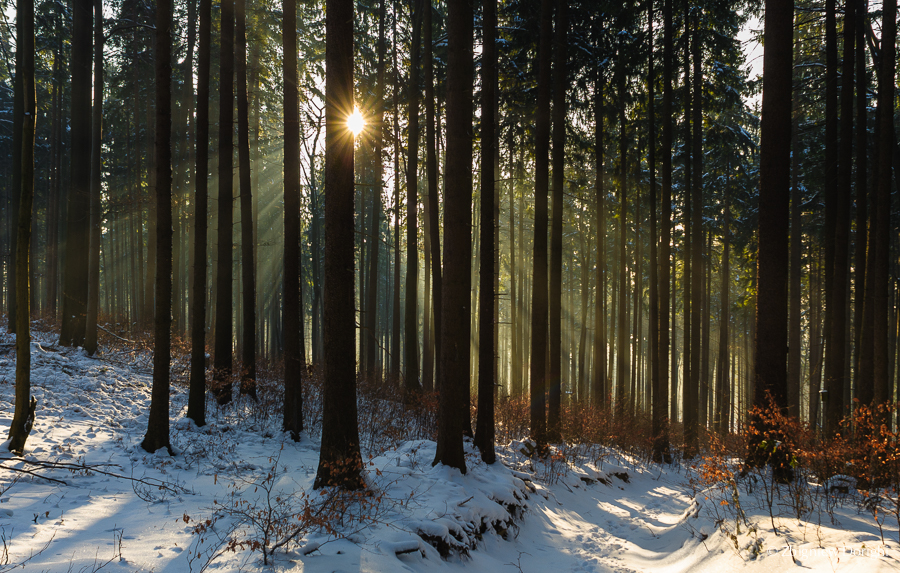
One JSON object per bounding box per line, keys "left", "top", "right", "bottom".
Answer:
{"left": 97, "top": 325, "right": 136, "bottom": 345}
{"left": 0, "top": 458, "right": 187, "bottom": 494}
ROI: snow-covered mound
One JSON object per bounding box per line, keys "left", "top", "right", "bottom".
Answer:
{"left": 0, "top": 325, "right": 896, "bottom": 572}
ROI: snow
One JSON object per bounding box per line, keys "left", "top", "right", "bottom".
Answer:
{"left": 0, "top": 324, "right": 897, "bottom": 572}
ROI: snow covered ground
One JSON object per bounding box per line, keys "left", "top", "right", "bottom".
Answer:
{"left": 0, "top": 324, "right": 897, "bottom": 572}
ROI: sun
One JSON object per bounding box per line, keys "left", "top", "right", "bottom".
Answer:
{"left": 347, "top": 107, "right": 365, "bottom": 137}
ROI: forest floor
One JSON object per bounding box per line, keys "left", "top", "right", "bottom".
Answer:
{"left": 0, "top": 324, "right": 897, "bottom": 572}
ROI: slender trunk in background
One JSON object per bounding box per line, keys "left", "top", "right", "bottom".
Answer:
{"left": 871, "top": 0, "right": 895, "bottom": 408}
{"left": 529, "top": 0, "right": 553, "bottom": 448}
{"left": 475, "top": 0, "right": 498, "bottom": 464}
{"left": 716, "top": 177, "right": 731, "bottom": 433}
{"left": 283, "top": 0, "right": 305, "bottom": 439}
{"left": 424, "top": 0, "right": 442, "bottom": 390}
{"left": 827, "top": 0, "right": 855, "bottom": 419}
{"left": 647, "top": 0, "right": 660, "bottom": 456}
{"left": 314, "top": 0, "right": 362, "bottom": 490}
{"left": 547, "top": 0, "right": 566, "bottom": 441}
{"left": 365, "top": 0, "right": 387, "bottom": 378}
{"left": 59, "top": 0, "right": 93, "bottom": 347}
{"left": 654, "top": 0, "right": 672, "bottom": 463}
{"left": 788, "top": 45, "right": 802, "bottom": 418}
{"left": 615, "top": 50, "right": 628, "bottom": 414}
{"left": 142, "top": 0, "right": 172, "bottom": 455}
{"left": 391, "top": 3, "right": 401, "bottom": 380}
{"left": 853, "top": 0, "right": 868, "bottom": 395}
{"left": 236, "top": 0, "right": 257, "bottom": 396}
{"left": 214, "top": 0, "right": 235, "bottom": 404}
{"left": 405, "top": 0, "right": 423, "bottom": 393}
{"left": 7, "top": 0, "right": 23, "bottom": 336}
{"left": 809, "top": 250, "right": 823, "bottom": 425}
{"left": 689, "top": 5, "right": 702, "bottom": 445}
{"left": 433, "top": 0, "right": 472, "bottom": 473}
{"left": 84, "top": 0, "right": 103, "bottom": 356}
{"left": 188, "top": 0, "right": 211, "bottom": 427}
{"left": 7, "top": 0, "right": 35, "bottom": 454}
{"left": 592, "top": 42, "right": 607, "bottom": 409}
{"left": 822, "top": 0, "right": 841, "bottom": 433}
{"left": 681, "top": 0, "right": 693, "bottom": 445}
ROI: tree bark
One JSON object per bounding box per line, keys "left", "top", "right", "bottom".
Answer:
{"left": 142, "top": 0, "right": 173, "bottom": 455}
{"left": 282, "top": 0, "right": 304, "bottom": 439}
{"left": 188, "top": 0, "right": 212, "bottom": 427}
{"left": 214, "top": 0, "right": 235, "bottom": 404}
{"left": 424, "top": 0, "right": 442, "bottom": 390}
{"left": 653, "top": 0, "right": 672, "bottom": 462}
{"left": 405, "top": 0, "right": 423, "bottom": 393}
{"left": 236, "top": 0, "right": 257, "bottom": 396}
{"left": 433, "top": 0, "right": 472, "bottom": 473}
{"left": 7, "top": 0, "right": 35, "bottom": 455}
{"left": 547, "top": 0, "right": 566, "bottom": 441}
{"left": 59, "top": 0, "right": 93, "bottom": 347}
{"left": 475, "top": 0, "right": 498, "bottom": 464}
{"left": 528, "top": 0, "right": 553, "bottom": 449}
{"left": 84, "top": 0, "right": 103, "bottom": 356}
{"left": 314, "top": 0, "right": 362, "bottom": 490}
{"left": 753, "top": 0, "right": 792, "bottom": 419}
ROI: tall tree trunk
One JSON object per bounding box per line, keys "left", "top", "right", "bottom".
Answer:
{"left": 852, "top": 0, "right": 868, "bottom": 396}
{"left": 214, "top": 0, "right": 235, "bottom": 404}
{"left": 529, "top": 0, "right": 553, "bottom": 448}
{"left": 475, "top": 0, "right": 498, "bottom": 463}
{"left": 282, "top": 0, "right": 304, "bottom": 439}
{"left": 84, "top": 0, "right": 103, "bottom": 356}
{"left": 424, "top": 0, "right": 441, "bottom": 390}
{"left": 7, "top": 0, "right": 35, "bottom": 455}
{"left": 59, "top": 0, "right": 93, "bottom": 347}
{"left": 433, "top": 0, "right": 472, "bottom": 472}
{"left": 681, "top": 0, "right": 693, "bottom": 444}
{"left": 188, "top": 0, "right": 212, "bottom": 427}
{"left": 787, "top": 45, "right": 802, "bottom": 418}
{"left": 753, "top": 0, "right": 792, "bottom": 461}
{"left": 405, "top": 0, "right": 422, "bottom": 392}
{"left": 391, "top": 1, "right": 401, "bottom": 380}
{"left": 871, "top": 0, "right": 895, "bottom": 407}
{"left": 365, "top": 0, "right": 387, "bottom": 379}
{"left": 822, "top": 0, "right": 841, "bottom": 433}
{"left": 654, "top": 0, "right": 672, "bottom": 462}
{"left": 547, "top": 0, "right": 566, "bottom": 440}
{"left": 689, "top": 4, "right": 703, "bottom": 446}
{"left": 314, "top": 0, "right": 362, "bottom": 490}
{"left": 647, "top": 0, "right": 660, "bottom": 452}
{"left": 716, "top": 176, "right": 731, "bottom": 433}
{"left": 142, "top": 0, "right": 172, "bottom": 455}
{"left": 592, "top": 39, "right": 607, "bottom": 409}
{"left": 616, "top": 49, "right": 628, "bottom": 414}
{"left": 826, "top": 0, "right": 855, "bottom": 422}
{"left": 236, "top": 0, "right": 257, "bottom": 396}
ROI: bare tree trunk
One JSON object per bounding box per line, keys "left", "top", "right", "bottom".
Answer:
{"left": 433, "top": 0, "right": 472, "bottom": 473}
{"left": 59, "top": 0, "right": 93, "bottom": 347}
{"left": 314, "top": 0, "right": 362, "bottom": 490}
{"left": 236, "top": 0, "right": 257, "bottom": 396}
{"left": 365, "top": 0, "right": 387, "bottom": 379}
{"left": 592, "top": 41, "right": 607, "bottom": 408}
{"left": 188, "top": 0, "right": 212, "bottom": 428}
{"left": 405, "top": 0, "right": 423, "bottom": 393}
{"left": 753, "top": 0, "right": 792, "bottom": 453}
{"left": 528, "top": 0, "right": 553, "bottom": 448}
{"left": 423, "top": 0, "right": 441, "bottom": 390}
{"left": 391, "top": 2, "right": 401, "bottom": 380}
{"left": 84, "top": 0, "right": 103, "bottom": 356}
{"left": 214, "top": 0, "right": 235, "bottom": 404}
{"left": 871, "top": 0, "right": 895, "bottom": 408}
{"left": 475, "top": 0, "right": 498, "bottom": 464}
{"left": 142, "top": 0, "right": 173, "bottom": 455}
{"left": 7, "top": 0, "right": 36, "bottom": 455}
{"left": 547, "top": 0, "right": 566, "bottom": 440}
{"left": 282, "top": 0, "right": 305, "bottom": 439}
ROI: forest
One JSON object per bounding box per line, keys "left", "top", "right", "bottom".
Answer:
{"left": 0, "top": 0, "right": 899, "bottom": 498}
